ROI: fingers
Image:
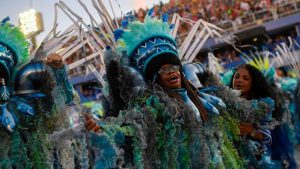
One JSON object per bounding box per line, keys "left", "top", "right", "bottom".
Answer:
{"left": 44, "top": 57, "right": 52, "bottom": 64}
{"left": 86, "top": 120, "right": 96, "bottom": 130}
{"left": 48, "top": 53, "right": 62, "bottom": 60}
{"left": 239, "top": 122, "right": 252, "bottom": 126}
{"left": 93, "top": 125, "right": 101, "bottom": 133}
{"left": 84, "top": 113, "right": 102, "bottom": 133}
{"left": 239, "top": 123, "right": 254, "bottom": 135}
{"left": 239, "top": 125, "right": 249, "bottom": 130}
{"left": 84, "top": 113, "right": 91, "bottom": 120}
{"left": 45, "top": 57, "right": 62, "bottom": 64}
{"left": 239, "top": 128, "right": 248, "bottom": 135}
{"left": 44, "top": 53, "right": 64, "bottom": 68}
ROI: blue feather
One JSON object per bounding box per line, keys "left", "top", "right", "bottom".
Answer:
{"left": 1, "top": 17, "right": 10, "bottom": 25}
{"left": 169, "top": 24, "right": 175, "bottom": 30}
{"left": 199, "top": 91, "right": 226, "bottom": 108}
{"left": 162, "top": 13, "right": 169, "bottom": 22}
{"left": 199, "top": 97, "right": 220, "bottom": 115}
{"left": 113, "top": 29, "right": 124, "bottom": 41}
{"left": 148, "top": 8, "right": 154, "bottom": 17}
{"left": 121, "top": 19, "right": 128, "bottom": 28}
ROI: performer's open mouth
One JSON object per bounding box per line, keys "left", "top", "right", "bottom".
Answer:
{"left": 169, "top": 74, "right": 179, "bottom": 83}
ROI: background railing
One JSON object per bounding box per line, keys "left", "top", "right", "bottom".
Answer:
{"left": 216, "top": 0, "right": 300, "bottom": 32}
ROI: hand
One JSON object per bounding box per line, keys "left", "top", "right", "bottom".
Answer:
{"left": 239, "top": 123, "right": 254, "bottom": 136}
{"left": 84, "top": 113, "right": 102, "bottom": 133}
{"left": 45, "top": 53, "right": 64, "bottom": 68}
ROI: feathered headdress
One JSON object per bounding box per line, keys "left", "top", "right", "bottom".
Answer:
{"left": 0, "top": 17, "right": 29, "bottom": 81}
{"left": 274, "top": 38, "right": 300, "bottom": 78}
{"left": 242, "top": 52, "right": 276, "bottom": 82}
{"left": 116, "top": 14, "right": 180, "bottom": 82}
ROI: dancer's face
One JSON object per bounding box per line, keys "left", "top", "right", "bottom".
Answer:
{"left": 233, "top": 67, "right": 252, "bottom": 97}
{"left": 158, "top": 64, "right": 182, "bottom": 89}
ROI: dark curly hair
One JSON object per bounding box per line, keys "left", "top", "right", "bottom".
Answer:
{"left": 229, "top": 64, "right": 272, "bottom": 99}
{"left": 229, "top": 64, "right": 284, "bottom": 120}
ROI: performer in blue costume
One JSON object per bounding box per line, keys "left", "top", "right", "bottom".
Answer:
{"left": 223, "top": 61, "right": 297, "bottom": 169}
{"left": 229, "top": 64, "right": 275, "bottom": 168}
{"left": 0, "top": 18, "right": 95, "bottom": 169}
{"left": 270, "top": 80, "right": 298, "bottom": 169}
{"left": 277, "top": 75, "right": 300, "bottom": 145}
{"left": 294, "top": 80, "right": 300, "bottom": 143}
{"left": 87, "top": 11, "right": 273, "bottom": 168}
{"left": 248, "top": 60, "right": 298, "bottom": 169}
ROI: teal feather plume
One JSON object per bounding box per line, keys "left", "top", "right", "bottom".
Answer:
{"left": 118, "top": 15, "right": 175, "bottom": 56}
{"left": 0, "top": 23, "right": 29, "bottom": 66}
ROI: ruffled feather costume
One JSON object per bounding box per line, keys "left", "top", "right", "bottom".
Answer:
{"left": 88, "top": 14, "right": 273, "bottom": 168}
{"left": 0, "top": 18, "right": 88, "bottom": 169}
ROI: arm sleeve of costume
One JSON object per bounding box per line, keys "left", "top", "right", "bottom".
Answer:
{"left": 256, "top": 128, "right": 272, "bottom": 145}
{"left": 256, "top": 97, "right": 274, "bottom": 145}
{"left": 14, "top": 61, "right": 76, "bottom": 104}
{"left": 49, "top": 65, "right": 74, "bottom": 104}
{"left": 255, "top": 113, "right": 272, "bottom": 145}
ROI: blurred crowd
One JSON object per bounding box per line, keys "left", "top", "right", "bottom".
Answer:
{"left": 202, "top": 33, "right": 300, "bottom": 67}
{"left": 136, "top": 0, "right": 269, "bottom": 22}
{"left": 134, "top": 0, "right": 299, "bottom": 31}
{"left": 65, "top": 0, "right": 300, "bottom": 78}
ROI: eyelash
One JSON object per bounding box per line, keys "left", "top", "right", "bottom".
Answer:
{"left": 235, "top": 75, "right": 249, "bottom": 80}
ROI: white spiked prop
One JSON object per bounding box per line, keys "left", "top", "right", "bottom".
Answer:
{"left": 241, "top": 50, "right": 277, "bottom": 70}
{"left": 87, "top": 64, "right": 106, "bottom": 86}
{"left": 39, "top": 0, "right": 124, "bottom": 87}
{"left": 171, "top": 14, "right": 231, "bottom": 63}
{"left": 41, "top": 0, "right": 244, "bottom": 87}
{"left": 274, "top": 37, "right": 300, "bottom": 78}
{"left": 207, "top": 52, "right": 224, "bottom": 75}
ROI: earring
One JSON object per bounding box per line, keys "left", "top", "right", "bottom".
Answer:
{"left": 0, "top": 78, "right": 10, "bottom": 101}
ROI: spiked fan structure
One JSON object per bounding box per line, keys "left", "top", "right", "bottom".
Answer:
{"left": 247, "top": 55, "right": 270, "bottom": 72}
{"left": 274, "top": 38, "right": 300, "bottom": 78}
{"left": 208, "top": 52, "right": 224, "bottom": 75}
{"left": 242, "top": 52, "right": 276, "bottom": 81}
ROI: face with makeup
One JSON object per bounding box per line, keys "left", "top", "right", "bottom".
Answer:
{"left": 158, "top": 64, "right": 182, "bottom": 89}
{"left": 232, "top": 67, "right": 253, "bottom": 99}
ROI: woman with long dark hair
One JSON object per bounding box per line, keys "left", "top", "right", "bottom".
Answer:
{"left": 230, "top": 64, "right": 297, "bottom": 169}
{"left": 230, "top": 64, "right": 272, "bottom": 100}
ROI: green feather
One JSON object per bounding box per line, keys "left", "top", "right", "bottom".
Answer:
{"left": 132, "top": 137, "right": 144, "bottom": 169}
{"left": 9, "top": 131, "right": 31, "bottom": 168}
{"left": 0, "top": 23, "right": 29, "bottom": 66}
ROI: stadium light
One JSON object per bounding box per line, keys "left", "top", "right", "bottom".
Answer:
{"left": 19, "top": 9, "right": 43, "bottom": 37}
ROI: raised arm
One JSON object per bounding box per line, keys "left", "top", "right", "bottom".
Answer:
{"left": 14, "top": 54, "right": 74, "bottom": 104}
